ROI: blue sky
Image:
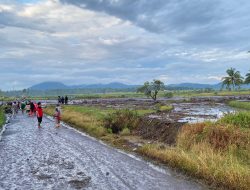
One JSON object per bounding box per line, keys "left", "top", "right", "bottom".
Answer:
{"left": 0, "top": 0, "right": 250, "bottom": 90}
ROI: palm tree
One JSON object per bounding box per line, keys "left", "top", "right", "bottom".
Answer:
{"left": 221, "top": 68, "right": 244, "bottom": 90}
{"left": 245, "top": 70, "right": 250, "bottom": 84}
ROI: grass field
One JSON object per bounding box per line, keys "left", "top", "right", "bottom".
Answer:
{"left": 228, "top": 100, "right": 250, "bottom": 110}
{"left": 3, "top": 89, "right": 250, "bottom": 101}
{"left": 44, "top": 103, "right": 250, "bottom": 190}
{"left": 0, "top": 107, "right": 5, "bottom": 129}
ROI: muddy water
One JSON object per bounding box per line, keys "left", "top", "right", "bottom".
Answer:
{"left": 172, "top": 102, "right": 235, "bottom": 123}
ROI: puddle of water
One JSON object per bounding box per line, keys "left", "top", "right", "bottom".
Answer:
{"left": 173, "top": 103, "right": 235, "bottom": 123}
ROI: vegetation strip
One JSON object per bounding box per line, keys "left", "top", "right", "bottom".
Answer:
{"left": 0, "top": 107, "right": 5, "bottom": 129}
{"left": 228, "top": 100, "right": 250, "bottom": 110}
{"left": 45, "top": 105, "right": 250, "bottom": 190}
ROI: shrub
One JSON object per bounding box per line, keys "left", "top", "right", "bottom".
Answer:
{"left": 154, "top": 103, "right": 173, "bottom": 112}
{"left": 103, "top": 109, "right": 140, "bottom": 134}
{"left": 160, "top": 105, "right": 173, "bottom": 112}
{"left": 120, "top": 127, "right": 131, "bottom": 136}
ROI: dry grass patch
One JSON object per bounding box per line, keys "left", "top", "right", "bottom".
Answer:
{"left": 138, "top": 122, "right": 250, "bottom": 190}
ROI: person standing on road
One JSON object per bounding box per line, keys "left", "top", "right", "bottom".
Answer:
{"left": 36, "top": 102, "right": 43, "bottom": 128}
{"left": 25, "top": 101, "right": 30, "bottom": 115}
{"left": 58, "top": 96, "right": 61, "bottom": 104}
{"left": 61, "top": 96, "right": 65, "bottom": 104}
{"left": 30, "top": 101, "right": 35, "bottom": 116}
{"left": 11, "top": 102, "right": 15, "bottom": 118}
{"left": 65, "top": 95, "right": 68, "bottom": 104}
{"left": 54, "top": 107, "right": 61, "bottom": 128}
{"left": 21, "top": 101, "right": 26, "bottom": 114}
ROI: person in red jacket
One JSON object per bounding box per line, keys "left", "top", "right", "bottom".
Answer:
{"left": 36, "top": 102, "right": 43, "bottom": 128}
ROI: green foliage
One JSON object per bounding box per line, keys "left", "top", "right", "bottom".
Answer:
{"left": 154, "top": 103, "right": 173, "bottom": 112}
{"left": 228, "top": 101, "right": 250, "bottom": 110}
{"left": 245, "top": 70, "right": 250, "bottom": 84}
{"left": 163, "top": 91, "right": 173, "bottom": 98}
{"left": 120, "top": 127, "right": 131, "bottom": 136}
{"left": 160, "top": 105, "right": 173, "bottom": 112}
{"left": 137, "top": 79, "right": 164, "bottom": 100}
{"left": 0, "top": 107, "right": 5, "bottom": 128}
{"left": 103, "top": 109, "right": 140, "bottom": 134}
{"left": 221, "top": 68, "right": 244, "bottom": 90}
{"left": 219, "top": 112, "right": 250, "bottom": 128}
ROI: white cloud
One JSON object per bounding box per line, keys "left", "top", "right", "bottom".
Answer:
{"left": 0, "top": 0, "right": 250, "bottom": 90}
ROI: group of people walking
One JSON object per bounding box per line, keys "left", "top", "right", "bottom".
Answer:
{"left": 8, "top": 100, "right": 62, "bottom": 128}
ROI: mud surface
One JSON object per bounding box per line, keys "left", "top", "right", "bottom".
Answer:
{"left": 147, "top": 102, "right": 235, "bottom": 124}
{"left": 0, "top": 113, "right": 207, "bottom": 190}
{"left": 135, "top": 118, "right": 182, "bottom": 145}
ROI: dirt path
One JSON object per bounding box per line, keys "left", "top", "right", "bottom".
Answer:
{"left": 0, "top": 113, "right": 207, "bottom": 190}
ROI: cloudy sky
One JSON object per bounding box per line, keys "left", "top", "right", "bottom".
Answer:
{"left": 0, "top": 0, "right": 250, "bottom": 90}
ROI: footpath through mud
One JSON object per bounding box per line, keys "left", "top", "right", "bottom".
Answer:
{"left": 0, "top": 113, "right": 207, "bottom": 190}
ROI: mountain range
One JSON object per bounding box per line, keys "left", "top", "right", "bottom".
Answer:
{"left": 29, "top": 82, "right": 139, "bottom": 90}
{"left": 29, "top": 81, "right": 250, "bottom": 90}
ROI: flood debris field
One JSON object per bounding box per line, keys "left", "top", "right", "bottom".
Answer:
{"left": 68, "top": 97, "right": 236, "bottom": 123}
{"left": 0, "top": 114, "right": 207, "bottom": 190}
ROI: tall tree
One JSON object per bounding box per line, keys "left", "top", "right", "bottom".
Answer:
{"left": 137, "top": 80, "right": 164, "bottom": 101}
{"left": 245, "top": 70, "right": 250, "bottom": 84}
{"left": 221, "top": 68, "right": 244, "bottom": 90}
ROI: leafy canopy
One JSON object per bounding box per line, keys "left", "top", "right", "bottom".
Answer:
{"left": 137, "top": 79, "right": 165, "bottom": 100}
{"left": 221, "top": 68, "right": 244, "bottom": 90}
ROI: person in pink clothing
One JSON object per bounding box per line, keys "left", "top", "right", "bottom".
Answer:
{"left": 53, "top": 107, "right": 61, "bottom": 128}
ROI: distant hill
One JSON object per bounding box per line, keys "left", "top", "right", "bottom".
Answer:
{"left": 29, "top": 82, "right": 139, "bottom": 90}
{"left": 72, "top": 82, "right": 139, "bottom": 89}
{"left": 29, "top": 82, "right": 68, "bottom": 90}
{"left": 167, "top": 82, "right": 250, "bottom": 90}
{"left": 29, "top": 81, "right": 250, "bottom": 91}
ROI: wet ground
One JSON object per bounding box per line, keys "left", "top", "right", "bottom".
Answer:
{"left": 173, "top": 102, "right": 234, "bottom": 123}
{"left": 0, "top": 113, "right": 207, "bottom": 190}
{"left": 149, "top": 102, "right": 235, "bottom": 123}
{"left": 42, "top": 98, "right": 236, "bottom": 124}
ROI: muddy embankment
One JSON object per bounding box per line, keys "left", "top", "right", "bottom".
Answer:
{"left": 134, "top": 118, "right": 183, "bottom": 145}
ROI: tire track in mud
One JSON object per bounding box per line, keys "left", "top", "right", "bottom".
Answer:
{"left": 42, "top": 123, "right": 133, "bottom": 190}
{"left": 27, "top": 120, "right": 93, "bottom": 189}
{"left": 42, "top": 128, "right": 115, "bottom": 190}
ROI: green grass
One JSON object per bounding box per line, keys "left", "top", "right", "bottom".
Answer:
{"left": 159, "top": 105, "right": 174, "bottom": 112}
{"left": 219, "top": 112, "right": 250, "bottom": 129}
{"left": 3, "top": 89, "right": 250, "bottom": 101}
{"left": 65, "top": 105, "right": 114, "bottom": 120}
{"left": 0, "top": 107, "right": 5, "bottom": 129}
{"left": 44, "top": 105, "right": 153, "bottom": 136}
{"left": 228, "top": 101, "right": 250, "bottom": 110}
{"left": 172, "top": 90, "right": 250, "bottom": 97}
{"left": 65, "top": 105, "right": 155, "bottom": 118}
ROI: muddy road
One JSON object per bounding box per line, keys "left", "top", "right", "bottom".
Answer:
{"left": 0, "top": 113, "right": 207, "bottom": 190}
